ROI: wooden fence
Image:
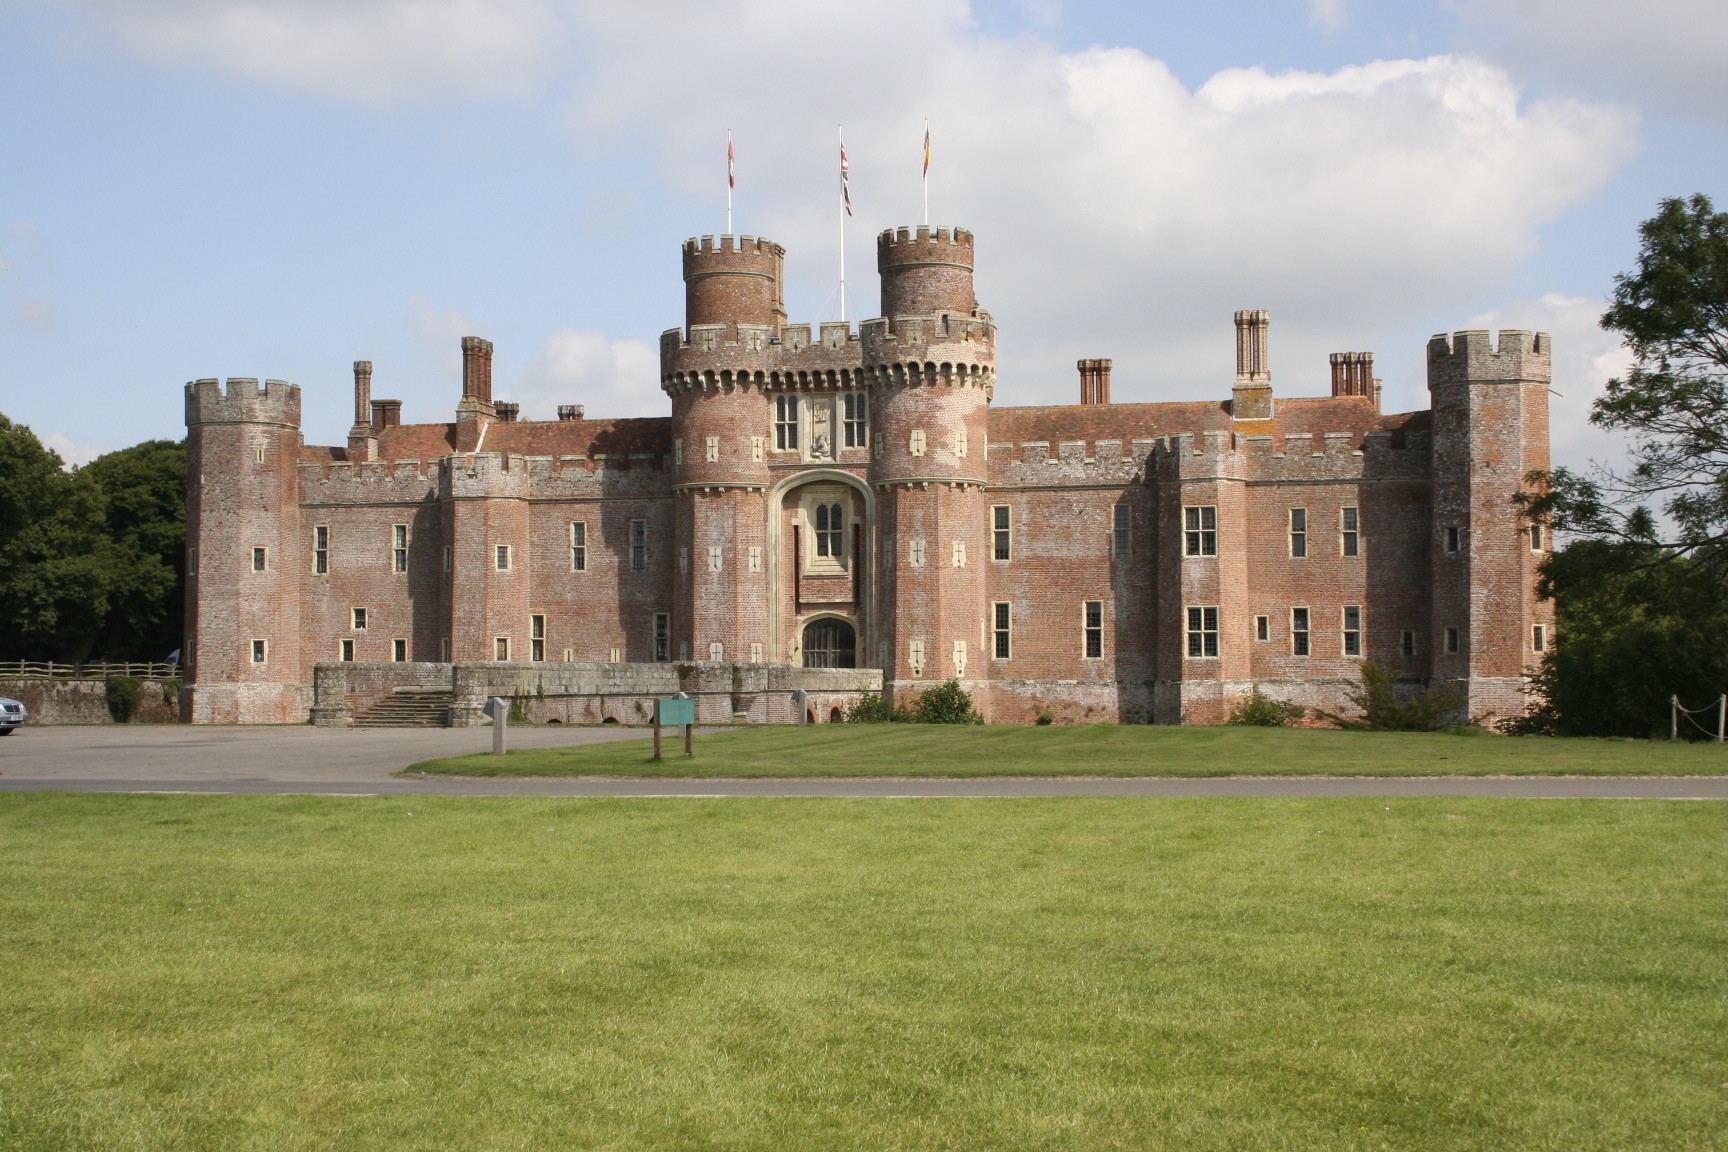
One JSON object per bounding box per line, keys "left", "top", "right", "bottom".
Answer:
{"left": 0, "top": 661, "right": 180, "bottom": 681}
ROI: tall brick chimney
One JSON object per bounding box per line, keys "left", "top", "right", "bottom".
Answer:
{"left": 371, "top": 399, "right": 401, "bottom": 428}
{"left": 461, "top": 337, "right": 494, "bottom": 404}
{"left": 1231, "top": 310, "right": 1273, "bottom": 420}
{"left": 347, "top": 360, "right": 378, "bottom": 462}
{"left": 1329, "top": 351, "right": 1374, "bottom": 398}
{"left": 1077, "top": 359, "right": 1112, "bottom": 405}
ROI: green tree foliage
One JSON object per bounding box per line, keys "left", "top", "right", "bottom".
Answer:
{"left": 0, "top": 416, "right": 188, "bottom": 662}
{"left": 105, "top": 676, "right": 142, "bottom": 724}
{"left": 1502, "top": 541, "right": 1728, "bottom": 738}
{"left": 1228, "top": 686, "right": 1306, "bottom": 727}
{"left": 1527, "top": 194, "right": 1728, "bottom": 559}
{"left": 1325, "top": 661, "right": 1462, "bottom": 731}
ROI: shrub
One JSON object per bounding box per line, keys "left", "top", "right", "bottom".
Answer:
{"left": 1035, "top": 710, "right": 1055, "bottom": 726}
{"left": 845, "top": 692, "right": 896, "bottom": 723}
{"left": 105, "top": 676, "right": 141, "bottom": 724}
{"left": 1228, "top": 687, "right": 1305, "bottom": 727}
{"left": 1325, "top": 661, "right": 1462, "bottom": 731}
{"left": 912, "top": 679, "right": 983, "bottom": 725}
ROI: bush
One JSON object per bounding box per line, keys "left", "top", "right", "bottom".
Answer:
{"left": 1228, "top": 687, "right": 1305, "bottom": 727}
{"left": 845, "top": 692, "right": 897, "bottom": 723}
{"left": 1325, "top": 661, "right": 1462, "bottom": 731}
{"left": 105, "top": 676, "right": 141, "bottom": 724}
{"left": 1035, "top": 710, "right": 1055, "bottom": 726}
{"left": 912, "top": 679, "right": 983, "bottom": 724}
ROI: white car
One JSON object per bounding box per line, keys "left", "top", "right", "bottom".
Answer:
{"left": 0, "top": 697, "right": 26, "bottom": 735}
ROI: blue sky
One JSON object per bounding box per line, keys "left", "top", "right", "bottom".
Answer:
{"left": 2, "top": 0, "right": 1724, "bottom": 470}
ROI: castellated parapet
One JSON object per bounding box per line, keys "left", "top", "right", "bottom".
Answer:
{"left": 181, "top": 221, "right": 1550, "bottom": 729}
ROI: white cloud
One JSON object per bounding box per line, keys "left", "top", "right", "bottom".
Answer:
{"left": 41, "top": 430, "right": 105, "bottom": 468}
{"left": 564, "top": 3, "right": 1638, "bottom": 406}
{"left": 509, "top": 330, "right": 662, "bottom": 420}
{"left": 1309, "top": 0, "right": 1347, "bottom": 32}
{"left": 56, "top": 0, "right": 560, "bottom": 101}
{"left": 1456, "top": 0, "right": 1728, "bottom": 127}
{"left": 1465, "top": 292, "right": 1635, "bottom": 475}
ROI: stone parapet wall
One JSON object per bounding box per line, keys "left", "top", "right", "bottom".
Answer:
{"left": 0, "top": 679, "right": 180, "bottom": 726}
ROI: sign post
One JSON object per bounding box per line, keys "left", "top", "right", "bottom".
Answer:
{"left": 483, "top": 696, "right": 508, "bottom": 756}
{"left": 655, "top": 695, "right": 695, "bottom": 760}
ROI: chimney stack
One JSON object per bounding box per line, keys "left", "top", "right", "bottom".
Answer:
{"left": 371, "top": 399, "right": 401, "bottom": 428}
{"left": 352, "top": 360, "right": 373, "bottom": 426}
{"left": 494, "top": 402, "right": 520, "bottom": 423}
{"left": 1077, "top": 359, "right": 1113, "bottom": 405}
{"left": 1231, "top": 309, "right": 1274, "bottom": 420}
{"left": 461, "top": 337, "right": 494, "bottom": 404}
{"left": 557, "top": 404, "right": 585, "bottom": 422}
{"left": 1329, "top": 351, "right": 1374, "bottom": 398}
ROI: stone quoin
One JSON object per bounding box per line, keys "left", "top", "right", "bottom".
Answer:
{"left": 181, "top": 224, "right": 1552, "bottom": 725}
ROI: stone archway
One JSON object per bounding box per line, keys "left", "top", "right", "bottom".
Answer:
{"left": 765, "top": 468, "right": 875, "bottom": 665}
{"left": 802, "top": 617, "right": 857, "bottom": 668}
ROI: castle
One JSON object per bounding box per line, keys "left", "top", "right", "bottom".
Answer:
{"left": 182, "top": 223, "right": 1553, "bottom": 726}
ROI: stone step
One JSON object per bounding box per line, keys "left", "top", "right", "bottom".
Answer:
{"left": 353, "top": 689, "right": 453, "bottom": 729}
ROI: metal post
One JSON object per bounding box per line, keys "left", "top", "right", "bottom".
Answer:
{"left": 684, "top": 723, "right": 693, "bottom": 758}
{"left": 492, "top": 699, "right": 507, "bottom": 756}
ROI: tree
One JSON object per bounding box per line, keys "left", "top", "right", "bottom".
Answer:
{"left": 82, "top": 439, "right": 187, "bottom": 660}
{"left": 1325, "top": 661, "right": 1462, "bottom": 731}
{"left": 1527, "top": 194, "right": 1728, "bottom": 561}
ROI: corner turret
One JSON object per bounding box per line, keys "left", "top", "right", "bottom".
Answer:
{"left": 878, "top": 226, "right": 976, "bottom": 319}
{"left": 683, "top": 234, "right": 786, "bottom": 338}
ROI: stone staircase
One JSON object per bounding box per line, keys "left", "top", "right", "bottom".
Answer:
{"left": 352, "top": 686, "right": 453, "bottom": 728}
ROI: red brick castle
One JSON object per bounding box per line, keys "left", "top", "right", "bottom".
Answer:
{"left": 183, "top": 224, "right": 1552, "bottom": 725}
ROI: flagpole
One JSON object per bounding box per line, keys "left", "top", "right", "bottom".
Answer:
{"left": 922, "top": 118, "right": 929, "bottom": 227}
{"left": 832, "top": 125, "right": 839, "bottom": 322}
{"left": 726, "top": 129, "right": 733, "bottom": 235}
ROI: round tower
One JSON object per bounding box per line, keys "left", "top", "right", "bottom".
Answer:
{"left": 865, "top": 226, "right": 994, "bottom": 702}
{"left": 682, "top": 233, "right": 786, "bottom": 337}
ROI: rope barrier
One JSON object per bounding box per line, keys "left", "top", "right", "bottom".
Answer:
{"left": 1670, "top": 694, "right": 1727, "bottom": 741}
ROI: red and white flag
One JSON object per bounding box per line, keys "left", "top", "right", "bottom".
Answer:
{"left": 727, "top": 131, "right": 735, "bottom": 189}
{"left": 840, "top": 135, "right": 852, "bottom": 217}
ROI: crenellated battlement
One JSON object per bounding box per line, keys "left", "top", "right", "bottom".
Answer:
{"left": 877, "top": 225, "right": 975, "bottom": 260}
{"left": 1426, "top": 329, "right": 1552, "bottom": 387}
{"left": 683, "top": 233, "right": 783, "bottom": 261}
{"left": 185, "top": 377, "right": 302, "bottom": 428}
{"left": 878, "top": 224, "right": 978, "bottom": 320}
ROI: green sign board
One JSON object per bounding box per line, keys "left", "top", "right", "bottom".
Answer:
{"left": 656, "top": 697, "right": 695, "bottom": 726}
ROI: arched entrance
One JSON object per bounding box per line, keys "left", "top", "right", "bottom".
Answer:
{"left": 802, "top": 618, "right": 857, "bottom": 668}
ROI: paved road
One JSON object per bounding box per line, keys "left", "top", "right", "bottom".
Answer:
{"left": 2, "top": 726, "right": 1725, "bottom": 798}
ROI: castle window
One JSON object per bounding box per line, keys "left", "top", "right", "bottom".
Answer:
{"left": 1401, "top": 629, "right": 1416, "bottom": 656}
{"left": 1083, "top": 601, "right": 1104, "bottom": 659}
{"left": 910, "top": 429, "right": 926, "bottom": 457}
{"left": 442, "top": 545, "right": 450, "bottom": 573}
{"left": 992, "top": 505, "right": 1011, "bottom": 561}
{"left": 1533, "top": 624, "right": 1547, "bottom": 653}
{"left": 571, "top": 522, "right": 587, "bottom": 572}
{"left": 1184, "top": 506, "right": 1217, "bottom": 557}
{"left": 1291, "top": 607, "right": 1310, "bottom": 656}
{"left": 993, "top": 602, "right": 1011, "bottom": 659}
{"left": 352, "top": 607, "right": 367, "bottom": 631}
{"left": 392, "top": 639, "right": 406, "bottom": 662}
{"left": 843, "top": 393, "right": 868, "bottom": 448}
{"left": 954, "top": 429, "right": 968, "bottom": 458}
{"left": 748, "top": 546, "right": 762, "bottom": 573}
{"left": 1186, "top": 606, "right": 1219, "bottom": 658}
{"left": 883, "top": 538, "right": 896, "bottom": 569}
{"left": 709, "top": 642, "right": 724, "bottom": 661}
{"left": 673, "top": 438, "right": 683, "bottom": 466}
{"left": 254, "top": 445, "right": 265, "bottom": 466}
{"left": 531, "top": 615, "right": 545, "bottom": 662}
{"left": 679, "top": 641, "right": 689, "bottom": 660}
{"left": 251, "top": 639, "right": 267, "bottom": 664}
{"left": 1341, "top": 507, "right": 1360, "bottom": 557}
{"left": 1445, "top": 526, "right": 1461, "bottom": 553}
{"left": 1112, "top": 505, "right": 1132, "bottom": 561}
{"left": 652, "top": 613, "right": 670, "bottom": 662}
{"left": 1342, "top": 605, "right": 1362, "bottom": 656}
{"left": 816, "top": 503, "right": 844, "bottom": 557}
{"left": 1255, "top": 615, "right": 1269, "bottom": 642}
{"left": 495, "top": 637, "right": 510, "bottom": 661}
{"left": 440, "top": 637, "right": 450, "bottom": 662}
{"left": 1289, "top": 508, "right": 1307, "bottom": 558}
{"left": 752, "top": 436, "right": 764, "bottom": 462}
{"left": 340, "top": 638, "right": 355, "bottom": 662}
{"left": 393, "top": 525, "right": 409, "bottom": 573}
{"left": 609, "top": 646, "right": 621, "bottom": 663}
{"left": 909, "top": 538, "right": 926, "bottom": 568}
{"left": 252, "top": 547, "right": 267, "bottom": 572}
{"left": 952, "top": 540, "right": 966, "bottom": 567}
{"left": 706, "top": 436, "right": 719, "bottom": 462}
{"left": 1531, "top": 523, "right": 1545, "bottom": 552}
{"left": 495, "top": 545, "right": 511, "bottom": 571}
{"left": 313, "top": 526, "right": 329, "bottom": 575}
{"left": 708, "top": 545, "right": 723, "bottom": 572}
{"left": 679, "top": 547, "right": 689, "bottom": 576}
{"left": 630, "top": 519, "right": 647, "bottom": 570}
{"left": 1444, "top": 626, "right": 1460, "bottom": 654}
{"left": 774, "top": 395, "right": 800, "bottom": 451}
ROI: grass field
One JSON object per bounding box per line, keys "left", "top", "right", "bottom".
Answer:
{"left": 2, "top": 793, "right": 1724, "bottom": 1150}
{"left": 407, "top": 722, "right": 1728, "bottom": 778}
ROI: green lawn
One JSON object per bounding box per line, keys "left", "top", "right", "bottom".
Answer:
{"left": 2, "top": 794, "right": 1724, "bottom": 1150}
{"left": 407, "top": 722, "right": 1728, "bottom": 778}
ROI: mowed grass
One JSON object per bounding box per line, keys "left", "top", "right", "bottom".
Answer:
{"left": 407, "top": 722, "right": 1728, "bottom": 778}
{"left": 2, "top": 795, "right": 1725, "bottom": 1150}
